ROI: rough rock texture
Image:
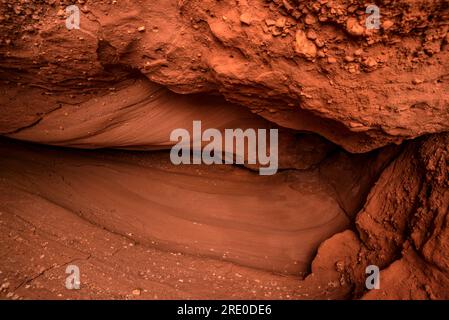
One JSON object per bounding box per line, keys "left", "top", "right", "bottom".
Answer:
{"left": 1, "top": 0, "right": 448, "bottom": 152}
{"left": 0, "top": 0, "right": 448, "bottom": 300}
{"left": 302, "top": 133, "right": 449, "bottom": 300}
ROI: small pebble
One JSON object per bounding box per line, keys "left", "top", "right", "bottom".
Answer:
{"left": 132, "top": 289, "right": 141, "bottom": 296}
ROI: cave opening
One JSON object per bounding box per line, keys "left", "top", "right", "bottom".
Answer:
{"left": 0, "top": 82, "right": 399, "bottom": 278}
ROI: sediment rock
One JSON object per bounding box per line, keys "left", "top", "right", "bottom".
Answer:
{"left": 1, "top": 0, "right": 448, "bottom": 152}
{"left": 0, "top": 0, "right": 448, "bottom": 300}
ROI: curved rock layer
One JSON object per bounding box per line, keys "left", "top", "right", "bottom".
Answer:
{"left": 3, "top": 75, "right": 351, "bottom": 175}
{"left": 0, "top": 138, "right": 351, "bottom": 276}
{"left": 5, "top": 77, "right": 270, "bottom": 150}
{"left": 0, "top": 135, "right": 395, "bottom": 298}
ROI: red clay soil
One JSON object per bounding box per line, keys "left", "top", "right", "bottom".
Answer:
{"left": 0, "top": 0, "right": 448, "bottom": 300}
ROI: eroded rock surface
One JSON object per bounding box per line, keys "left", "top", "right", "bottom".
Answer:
{"left": 1, "top": 0, "right": 448, "bottom": 151}
{"left": 0, "top": 0, "right": 448, "bottom": 300}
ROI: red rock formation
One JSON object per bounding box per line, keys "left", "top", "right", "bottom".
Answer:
{"left": 0, "top": 0, "right": 448, "bottom": 300}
